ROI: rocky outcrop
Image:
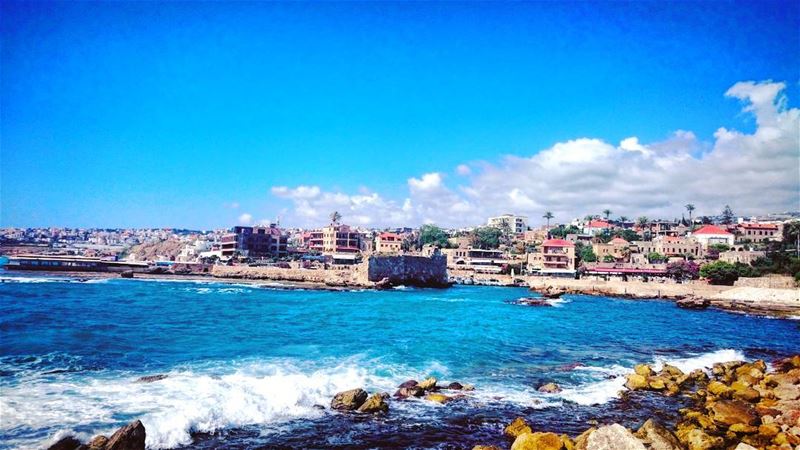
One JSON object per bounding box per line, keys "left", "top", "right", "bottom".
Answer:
{"left": 47, "top": 421, "right": 145, "bottom": 450}
{"left": 586, "top": 424, "right": 647, "bottom": 450}
{"left": 134, "top": 374, "right": 167, "bottom": 383}
{"left": 357, "top": 393, "right": 389, "bottom": 413}
{"left": 635, "top": 419, "right": 683, "bottom": 450}
{"left": 331, "top": 388, "right": 369, "bottom": 411}
{"left": 537, "top": 382, "right": 561, "bottom": 393}
{"left": 676, "top": 295, "right": 710, "bottom": 309}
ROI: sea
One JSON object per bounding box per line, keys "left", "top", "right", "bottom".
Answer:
{"left": 0, "top": 272, "right": 798, "bottom": 449}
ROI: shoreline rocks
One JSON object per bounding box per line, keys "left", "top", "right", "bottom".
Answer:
{"left": 47, "top": 420, "right": 145, "bottom": 450}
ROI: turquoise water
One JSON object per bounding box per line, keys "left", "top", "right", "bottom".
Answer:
{"left": 0, "top": 273, "right": 798, "bottom": 449}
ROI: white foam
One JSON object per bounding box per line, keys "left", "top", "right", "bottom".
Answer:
{"left": 0, "top": 275, "right": 73, "bottom": 283}
{"left": 652, "top": 348, "right": 745, "bottom": 374}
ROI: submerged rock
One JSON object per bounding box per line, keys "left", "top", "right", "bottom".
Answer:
{"left": 538, "top": 382, "right": 562, "bottom": 393}
{"left": 331, "top": 388, "right": 368, "bottom": 411}
{"left": 134, "top": 374, "right": 167, "bottom": 383}
{"left": 105, "top": 420, "right": 146, "bottom": 450}
{"left": 446, "top": 381, "right": 464, "bottom": 390}
{"left": 676, "top": 296, "right": 710, "bottom": 309}
{"left": 424, "top": 393, "right": 452, "bottom": 404}
{"left": 586, "top": 424, "right": 646, "bottom": 450}
{"left": 395, "top": 386, "right": 425, "bottom": 398}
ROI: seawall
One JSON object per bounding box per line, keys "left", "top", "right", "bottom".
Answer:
{"left": 363, "top": 254, "right": 449, "bottom": 288}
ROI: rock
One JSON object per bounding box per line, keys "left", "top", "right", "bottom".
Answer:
{"left": 461, "top": 383, "right": 475, "bottom": 391}
{"left": 758, "top": 422, "right": 780, "bottom": 437}
{"left": 635, "top": 419, "right": 683, "bottom": 450}
{"left": 676, "top": 427, "right": 724, "bottom": 450}
{"left": 105, "top": 420, "right": 146, "bottom": 450}
{"left": 728, "top": 423, "right": 758, "bottom": 433}
{"left": 635, "top": 364, "right": 655, "bottom": 377}
{"left": 447, "top": 382, "right": 464, "bottom": 390}
{"left": 357, "top": 392, "right": 389, "bottom": 413}
{"left": 47, "top": 436, "right": 82, "bottom": 450}
{"left": 772, "top": 355, "right": 800, "bottom": 372}
{"left": 87, "top": 436, "right": 109, "bottom": 449}
{"left": 472, "top": 446, "right": 503, "bottom": 450}
{"left": 586, "top": 424, "right": 646, "bottom": 450}
{"left": 574, "top": 427, "right": 596, "bottom": 450}
{"left": 707, "top": 400, "right": 759, "bottom": 426}
{"left": 733, "top": 444, "right": 758, "bottom": 450}
{"left": 505, "top": 417, "right": 533, "bottom": 439}
{"left": 424, "top": 393, "right": 452, "bottom": 404}
{"left": 773, "top": 383, "right": 800, "bottom": 401}
{"left": 648, "top": 378, "right": 667, "bottom": 391}
{"left": 331, "top": 388, "right": 368, "bottom": 411}
{"left": 730, "top": 381, "right": 760, "bottom": 402}
{"left": 660, "top": 364, "right": 685, "bottom": 377}
{"left": 676, "top": 296, "right": 709, "bottom": 309}
{"left": 398, "top": 379, "right": 418, "bottom": 389}
{"left": 538, "top": 382, "right": 562, "bottom": 393}
{"left": 120, "top": 270, "right": 134, "bottom": 278}
{"left": 135, "top": 374, "right": 168, "bottom": 383}
{"left": 418, "top": 377, "right": 437, "bottom": 391}
{"left": 511, "top": 432, "right": 564, "bottom": 450}
{"left": 707, "top": 381, "right": 732, "bottom": 397}
{"left": 625, "top": 373, "right": 649, "bottom": 390}
{"left": 395, "top": 386, "right": 425, "bottom": 398}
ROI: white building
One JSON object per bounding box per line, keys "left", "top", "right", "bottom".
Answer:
{"left": 487, "top": 214, "right": 528, "bottom": 233}
{"left": 688, "top": 225, "right": 735, "bottom": 249}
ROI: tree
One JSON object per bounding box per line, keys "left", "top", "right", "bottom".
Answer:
{"left": 472, "top": 226, "right": 503, "bottom": 249}
{"left": 418, "top": 224, "right": 449, "bottom": 248}
{"left": 709, "top": 243, "right": 730, "bottom": 253}
{"left": 576, "top": 242, "right": 597, "bottom": 263}
{"left": 330, "top": 211, "right": 342, "bottom": 224}
{"left": 700, "top": 261, "right": 739, "bottom": 285}
{"left": 685, "top": 204, "right": 696, "bottom": 224}
{"left": 549, "top": 225, "right": 581, "bottom": 239}
{"left": 618, "top": 216, "right": 629, "bottom": 224}
{"left": 721, "top": 205, "right": 735, "bottom": 225}
{"left": 783, "top": 220, "right": 800, "bottom": 257}
{"left": 602, "top": 255, "right": 616, "bottom": 263}
{"left": 647, "top": 252, "right": 665, "bottom": 263}
{"left": 637, "top": 216, "right": 649, "bottom": 228}
{"left": 603, "top": 209, "right": 612, "bottom": 220}
{"left": 543, "top": 211, "right": 554, "bottom": 228}
{"left": 667, "top": 260, "right": 700, "bottom": 281}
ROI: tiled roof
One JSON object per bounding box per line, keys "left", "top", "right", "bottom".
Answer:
{"left": 543, "top": 239, "right": 575, "bottom": 247}
{"left": 693, "top": 225, "right": 733, "bottom": 235}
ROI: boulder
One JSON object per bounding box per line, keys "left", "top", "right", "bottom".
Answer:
{"left": 538, "top": 382, "right": 562, "bottom": 393}
{"left": 707, "top": 400, "right": 759, "bottom": 426}
{"left": 773, "top": 383, "right": 800, "bottom": 401}
{"left": 634, "top": 364, "right": 655, "bottom": 377}
{"left": 461, "top": 383, "right": 475, "bottom": 391}
{"left": 625, "top": 373, "right": 649, "bottom": 390}
{"left": 733, "top": 444, "right": 758, "bottom": 450}
{"left": 676, "top": 427, "right": 724, "bottom": 450}
{"left": 398, "top": 379, "right": 418, "bottom": 389}
{"left": 395, "top": 386, "right": 425, "bottom": 398}
{"left": 47, "top": 437, "right": 82, "bottom": 450}
{"left": 648, "top": 377, "right": 667, "bottom": 391}
{"left": 707, "top": 381, "right": 732, "bottom": 397}
{"left": 135, "top": 374, "right": 167, "bottom": 383}
{"left": 511, "top": 432, "right": 564, "bottom": 450}
{"left": 105, "top": 420, "right": 146, "bottom": 450}
{"left": 472, "top": 446, "right": 503, "bottom": 450}
{"left": 730, "top": 381, "right": 760, "bottom": 402}
{"left": 447, "top": 382, "right": 464, "bottom": 390}
{"left": 417, "top": 377, "right": 437, "bottom": 391}
{"left": 676, "top": 296, "right": 709, "bottom": 309}
{"left": 331, "top": 388, "right": 368, "bottom": 411}
{"left": 635, "top": 419, "right": 683, "bottom": 450}
{"left": 586, "top": 424, "right": 646, "bottom": 450}
{"left": 505, "top": 417, "right": 533, "bottom": 439}
{"left": 660, "top": 364, "right": 685, "bottom": 377}
{"left": 87, "top": 435, "right": 109, "bottom": 449}
{"left": 424, "top": 393, "right": 452, "bottom": 404}
{"left": 357, "top": 393, "right": 389, "bottom": 413}
{"left": 573, "top": 427, "right": 596, "bottom": 450}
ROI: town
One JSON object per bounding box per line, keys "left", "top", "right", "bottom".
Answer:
{"left": 3, "top": 205, "right": 799, "bottom": 290}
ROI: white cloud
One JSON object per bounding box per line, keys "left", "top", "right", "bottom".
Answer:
{"left": 271, "top": 80, "right": 799, "bottom": 228}
{"left": 237, "top": 213, "right": 253, "bottom": 225}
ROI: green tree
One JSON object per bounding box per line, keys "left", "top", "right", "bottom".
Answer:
{"left": 721, "top": 205, "right": 735, "bottom": 225}
{"left": 603, "top": 209, "right": 612, "bottom": 220}
{"left": 685, "top": 204, "right": 696, "bottom": 225}
{"left": 472, "top": 226, "right": 503, "bottom": 249}
{"left": 709, "top": 243, "right": 731, "bottom": 253}
{"left": 783, "top": 220, "right": 800, "bottom": 257}
{"left": 602, "top": 254, "right": 616, "bottom": 263}
{"left": 549, "top": 225, "right": 580, "bottom": 239}
{"left": 576, "top": 242, "right": 597, "bottom": 263}
{"left": 543, "top": 211, "right": 554, "bottom": 228}
{"left": 700, "top": 261, "right": 739, "bottom": 285}
{"left": 647, "top": 252, "right": 665, "bottom": 263}
{"left": 618, "top": 216, "right": 629, "bottom": 224}
{"left": 418, "top": 224, "right": 449, "bottom": 248}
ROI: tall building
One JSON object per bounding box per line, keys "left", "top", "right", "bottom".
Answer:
{"left": 321, "top": 224, "right": 363, "bottom": 255}
{"left": 527, "top": 239, "right": 576, "bottom": 275}
{"left": 487, "top": 214, "right": 528, "bottom": 233}
{"left": 220, "top": 224, "right": 288, "bottom": 259}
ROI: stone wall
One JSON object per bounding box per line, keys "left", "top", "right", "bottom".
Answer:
{"left": 734, "top": 274, "right": 797, "bottom": 289}
{"left": 211, "top": 265, "right": 362, "bottom": 286}
{"left": 364, "top": 254, "right": 449, "bottom": 287}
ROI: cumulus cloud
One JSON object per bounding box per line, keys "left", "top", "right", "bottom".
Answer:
{"left": 271, "top": 80, "right": 799, "bottom": 228}
{"left": 238, "top": 213, "right": 253, "bottom": 225}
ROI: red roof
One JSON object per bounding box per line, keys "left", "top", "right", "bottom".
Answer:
{"left": 543, "top": 239, "right": 575, "bottom": 247}
{"left": 378, "top": 232, "right": 401, "bottom": 239}
{"left": 609, "top": 237, "right": 628, "bottom": 245}
{"left": 693, "top": 225, "right": 733, "bottom": 235}
{"left": 739, "top": 223, "right": 778, "bottom": 230}
{"left": 586, "top": 220, "right": 610, "bottom": 228}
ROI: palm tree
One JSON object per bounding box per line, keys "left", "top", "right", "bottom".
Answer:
{"left": 603, "top": 209, "right": 612, "bottom": 220}
{"left": 637, "top": 216, "right": 651, "bottom": 241}
{"left": 330, "top": 211, "right": 342, "bottom": 224}
{"left": 685, "top": 204, "right": 695, "bottom": 224}
{"left": 543, "top": 211, "right": 554, "bottom": 228}
{"left": 618, "top": 216, "right": 629, "bottom": 224}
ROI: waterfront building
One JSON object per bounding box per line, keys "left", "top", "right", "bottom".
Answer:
{"left": 487, "top": 214, "right": 528, "bottom": 233}
{"left": 737, "top": 222, "right": 782, "bottom": 242}
{"left": 220, "top": 224, "right": 288, "bottom": 259}
{"left": 581, "top": 262, "right": 669, "bottom": 279}
{"left": 688, "top": 225, "right": 735, "bottom": 249}
{"left": 441, "top": 247, "right": 508, "bottom": 273}
{"left": 375, "top": 232, "right": 402, "bottom": 254}
{"left": 592, "top": 237, "right": 630, "bottom": 261}
{"left": 321, "top": 224, "right": 363, "bottom": 255}
{"left": 527, "top": 238, "right": 576, "bottom": 276}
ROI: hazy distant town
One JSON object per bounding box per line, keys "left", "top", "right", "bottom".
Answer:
{"left": 3, "top": 205, "right": 799, "bottom": 287}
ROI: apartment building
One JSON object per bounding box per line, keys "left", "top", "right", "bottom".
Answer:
{"left": 528, "top": 239, "right": 576, "bottom": 275}
{"left": 375, "top": 232, "right": 402, "bottom": 254}
{"left": 220, "top": 224, "right": 288, "bottom": 259}
{"left": 487, "top": 214, "right": 528, "bottom": 233}
{"left": 737, "top": 222, "right": 782, "bottom": 242}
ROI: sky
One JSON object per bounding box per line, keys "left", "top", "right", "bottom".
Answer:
{"left": 1, "top": 1, "right": 799, "bottom": 230}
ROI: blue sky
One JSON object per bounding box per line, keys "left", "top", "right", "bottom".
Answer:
{"left": 2, "top": 1, "right": 798, "bottom": 229}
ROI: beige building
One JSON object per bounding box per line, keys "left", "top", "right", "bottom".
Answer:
{"left": 528, "top": 239, "right": 576, "bottom": 275}
{"left": 442, "top": 247, "right": 508, "bottom": 273}
{"left": 488, "top": 214, "right": 528, "bottom": 233}
{"left": 374, "top": 232, "right": 402, "bottom": 254}
{"left": 719, "top": 250, "right": 766, "bottom": 265}
{"left": 737, "top": 222, "right": 782, "bottom": 242}
{"left": 592, "top": 237, "right": 630, "bottom": 261}
{"left": 322, "top": 224, "right": 363, "bottom": 255}
{"left": 631, "top": 236, "right": 702, "bottom": 259}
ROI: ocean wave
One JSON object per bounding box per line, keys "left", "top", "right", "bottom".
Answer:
{"left": 0, "top": 275, "right": 75, "bottom": 284}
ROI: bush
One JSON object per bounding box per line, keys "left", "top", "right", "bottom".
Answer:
{"left": 700, "top": 261, "right": 739, "bottom": 285}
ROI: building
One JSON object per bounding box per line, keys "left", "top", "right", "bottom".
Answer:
{"left": 719, "top": 250, "right": 766, "bottom": 265}
{"left": 737, "top": 222, "right": 782, "bottom": 242}
{"left": 593, "top": 237, "right": 630, "bottom": 261}
{"left": 442, "top": 247, "right": 508, "bottom": 273}
{"left": 583, "top": 220, "right": 610, "bottom": 235}
{"left": 689, "top": 225, "right": 735, "bottom": 249}
{"left": 488, "top": 214, "right": 528, "bottom": 233}
{"left": 653, "top": 236, "right": 703, "bottom": 258}
{"left": 528, "top": 239, "right": 576, "bottom": 275}
{"left": 582, "top": 262, "right": 669, "bottom": 279}
{"left": 375, "top": 232, "right": 402, "bottom": 254}
{"left": 220, "top": 225, "right": 288, "bottom": 259}
{"left": 322, "top": 224, "right": 363, "bottom": 255}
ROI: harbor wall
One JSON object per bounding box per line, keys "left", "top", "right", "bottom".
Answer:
{"left": 363, "top": 254, "right": 449, "bottom": 287}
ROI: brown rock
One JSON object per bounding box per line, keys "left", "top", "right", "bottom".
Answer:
{"left": 676, "top": 427, "right": 724, "bottom": 450}
{"left": 707, "top": 381, "right": 732, "bottom": 398}
{"left": 586, "top": 424, "right": 646, "bottom": 450}
{"left": 758, "top": 422, "right": 780, "bottom": 438}
{"left": 573, "top": 427, "right": 596, "bottom": 450}
{"left": 649, "top": 377, "right": 667, "bottom": 391}
{"left": 446, "top": 382, "right": 464, "bottom": 390}
{"left": 660, "top": 364, "right": 685, "bottom": 377}
{"left": 773, "top": 383, "right": 800, "bottom": 401}
{"left": 398, "top": 379, "right": 418, "bottom": 389}
{"left": 635, "top": 419, "right": 683, "bottom": 450}
{"left": 505, "top": 417, "right": 533, "bottom": 439}
{"left": 87, "top": 435, "right": 109, "bottom": 449}
{"left": 511, "top": 432, "right": 564, "bottom": 450}
{"left": 417, "top": 377, "right": 437, "bottom": 391}
{"left": 635, "top": 364, "right": 655, "bottom": 377}
{"left": 707, "top": 400, "right": 759, "bottom": 426}
{"left": 538, "top": 382, "right": 562, "bottom": 393}
{"left": 105, "top": 420, "right": 146, "bottom": 450}
{"left": 626, "top": 373, "right": 649, "bottom": 390}
{"left": 47, "top": 437, "right": 81, "bottom": 450}
{"left": 395, "top": 386, "right": 425, "bottom": 398}
{"left": 731, "top": 381, "right": 760, "bottom": 402}
{"left": 357, "top": 392, "right": 389, "bottom": 413}
{"left": 331, "top": 388, "right": 368, "bottom": 411}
